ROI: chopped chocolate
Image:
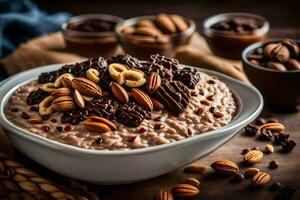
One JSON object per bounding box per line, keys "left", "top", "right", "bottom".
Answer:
{"left": 26, "top": 88, "right": 48, "bottom": 105}
{"left": 140, "top": 62, "right": 173, "bottom": 80}
{"left": 85, "top": 97, "right": 119, "bottom": 120}
{"left": 107, "top": 54, "right": 142, "bottom": 68}
{"left": 150, "top": 54, "right": 179, "bottom": 72}
{"left": 38, "top": 71, "right": 60, "bottom": 83}
{"left": 260, "top": 129, "right": 274, "bottom": 141}
{"left": 21, "top": 112, "right": 30, "bottom": 120}
{"left": 174, "top": 67, "right": 201, "bottom": 89}
{"left": 244, "top": 124, "right": 258, "bottom": 136}
{"left": 93, "top": 137, "right": 104, "bottom": 144}
{"left": 155, "top": 81, "right": 190, "bottom": 116}
{"left": 61, "top": 109, "right": 89, "bottom": 125}
{"left": 281, "top": 140, "right": 296, "bottom": 153}
{"left": 273, "top": 133, "right": 289, "bottom": 145}
{"left": 116, "top": 102, "right": 147, "bottom": 127}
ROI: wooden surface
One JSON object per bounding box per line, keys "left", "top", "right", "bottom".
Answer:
{"left": 1, "top": 29, "right": 300, "bottom": 199}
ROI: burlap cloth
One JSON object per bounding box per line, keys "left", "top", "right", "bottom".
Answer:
{"left": 0, "top": 32, "right": 249, "bottom": 198}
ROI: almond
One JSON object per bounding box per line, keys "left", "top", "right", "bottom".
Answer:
{"left": 245, "top": 168, "right": 260, "bottom": 177}
{"left": 85, "top": 115, "right": 116, "bottom": 131}
{"left": 258, "top": 122, "right": 285, "bottom": 133}
{"left": 131, "top": 89, "right": 153, "bottom": 111}
{"left": 74, "top": 90, "right": 85, "bottom": 109}
{"left": 171, "top": 184, "right": 199, "bottom": 198}
{"left": 211, "top": 160, "right": 239, "bottom": 175}
{"left": 151, "top": 98, "right": 164, "bottom": 110}
{"left": 155, "top": 13, "right": 177, "bottom": 34}
{"left": 52, "top": 96, "right": 75, "bottom": 112}
{"left": 51, "top": 88, "right": 72, "bottom": 98}
{"left": 252, "top": 172, "right": 271, "bottom": 187}
{"left": 244, "top": 150, "right": 263, "bottom": 164}
{"left": 183, "top": 165, "right": 206, "bottom": 174}
{"left": 181, "top": 178, "right": 200, "bottom": 187}
{"left": 110, "top": 82, "right": 129, "bottom": 104}
{"left": 61, "top": 74, "right": 74, "bottom": 89}
{"left": 83, "top": 120, "right": 111, "bottom": 133}
{"left": 147, "top": 73, "right": 161, "bottom": 93}
{"left": 155, "top": 189, "right": 173, "bottom": 200}
{"left": 72, "top": 77, "right": 102, "bottom": 97}
{"left": 169, "top": 14, "right": 188, "bottom": 32}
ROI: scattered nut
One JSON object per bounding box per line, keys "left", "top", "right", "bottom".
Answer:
{"left": 52, "top": 96, "right": 75, "bottom": 112}
{"left": 265, "top": 144, "right": 274, "bottom": 154}
{"left": 183, "top": 165, "right": 206, "bottom": 174}
{"left": 121, "top": 70, "right": 146, "bottom": 88}
{"left": 251, "top": 172, "right": 271, "bottom": 187}
{"left": 211, "top": 160, "right": 239, "bottom": 175}
{"left": 244, "top": 150, "right": 263, "bottom": 164}
{"left": 86, "top": 68, "right": 100, "bottom": 83}
{"left": 245, "top": 168, "right": 260, "bottom": 177}
{"left": 74, "top": 90, "right": 85, "bottom": 109}
{"left": 42, "top": 83, "right": 56, "bottom": 93}
{"left": 171, "top": 184, "right": 199, "bottom": 198}
{"left": 38, "top": 96, "right": 54, "bottom": 115}
{"left": 181, "top": 178, "right": 200, "bottom": 187}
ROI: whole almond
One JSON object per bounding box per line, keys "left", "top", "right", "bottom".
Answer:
{"left": 151, "top": 98, "right": 164, "bottom": 110}
{"left": 155, "top": 13, "right": 177, "bottom": 34}
{"left": 131, "top": 89, "right": 153, "bottom": 111}
{"left": 259, "top": 122, "right": 285, "bottom": 133}
{"left": 61, "top": 74, "right": 74, "bottom": 89}
{"left": 172, "top": 184, "right": 199, "bottom": 198}
{"left": 147, "top": 73, "right": 161, "bottom": 93}
{"left": 181, "top": 178, "right": 200, "bottom": 187}
{"left": 169, "top": 14, "right": 188, "bottom": 32}
{"left": 265, "top": 144, "right": 274, "bottom": 154}
{"left": 51, "top": 88, "right": 72, "bottom": 98}
{"left": 244, "top": 150, "right": 263, "bottom": 164}
{"left": 133, "top": 26, "right": 162, "bottom": 37}
{"left": 83, "top": 120, "right": 111, "bottom": 133}
{"left": 85, "top": 115, "right": 117, "bottom": 131}
{"left": 211, "top": 160, "right": 239, "bottom": 175}
{"left": 52, "top": 96, "right": 75, "bottom": 112}
{"left": 245, "top": 168, "right": 260, "bottom": 177}
{"left": 110, "top": 82, "right": 129, "bottom": 104}
{"left": 183, "top": 165, "right": 206, "bottom": 174}
{"left": 155, "top": 189, "right": 173, "bottom": 200}
{"left": 74, "top": 90, "right": 85, "bottom": 109}
{"left": 252, "top": 172, "right": 271, "bottom": 187}
{"left": 72, "top": 77, "right": 102, "bottom": 97}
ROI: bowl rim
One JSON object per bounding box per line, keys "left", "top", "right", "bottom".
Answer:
{"left": 61, "top": 14, "right": 124, "bottom": 37}
{"left": 242, "top": 38, "right": 300, "bottom": 73}
{"left": 202, "top": 12, "right": 270, "bottom": 37}
{"left": 115, "top": 15, "right": 196, "bottom": 40}
{"left": 0, "top": 63, "right": 263, "bottom": 156}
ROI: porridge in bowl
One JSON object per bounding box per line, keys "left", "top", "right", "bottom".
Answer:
{"left": 5, "top": 54, "right": 236, "bottom": 150}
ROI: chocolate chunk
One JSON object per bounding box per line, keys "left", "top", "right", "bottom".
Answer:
{"left": 174, "top": 67, "right": 201, "bottom": 89}
{"left": 260, "top": 129, "right": 274, "bottom": 141}
{"left": 140, "top": 62, "right": 173, "bottom": 80}
{"left": 85, "top": 97, "right": 119, "bottom": 120}
{"left": 38, "top": 71, "right": 60, "bottom": 83}
{"left": 244, "top": 124, "right": 258, "bottom": 136}
{"left": 116, "top": 102, "right": 147, "bottom": 127}
{"left": 281, "top": 139, "right": 296, "bottom": 153}
{"left": 26, "top": 89, "right": 49, "bottom": 105}
{"left": 273, "top": 133, "right": 289, "bottom": 145}
{"left": 61, "top": 109, "right": 89, "bottom": 125}
{"left": 107, "top": 54, "right": 142, "bottom": 69}
{"left": 150, "top": 54, "right": 179, "bottom": 72}
{"left": 155, "top": 80, "right": 190, "bottom": 116}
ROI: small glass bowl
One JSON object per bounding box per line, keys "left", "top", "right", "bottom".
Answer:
{"left": 242, "top": 39, "right": 300, "bottom": 111}
{"left": 62, "top": 14, "right": 124, "bottom": 58}
{"left": 115, "top": 15, "right": 196, "bottom": 59}
{"left": 203, "top": 13, "right": 270, "bottom": 60}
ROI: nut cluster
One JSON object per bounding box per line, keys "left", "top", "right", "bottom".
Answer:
{"left": 121, "top": 13, "right": 189, "bottom": 44}
{"left": 26, "top": 54, "right": 199, "bottom": 134}
{"left": 248, "top": 39, "right": 300, "bottom": 71}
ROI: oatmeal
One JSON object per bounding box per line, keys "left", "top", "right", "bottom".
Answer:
{"left": 5, "top": 55, "right": 236, "bottom": 150}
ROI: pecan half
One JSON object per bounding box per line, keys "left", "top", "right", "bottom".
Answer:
{"left": 131, "top": 89, "right": 153, "bottom": 111}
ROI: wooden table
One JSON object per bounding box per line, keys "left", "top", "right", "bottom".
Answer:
{"left": 1, "top": 28, "right": 299, "bottom": 200}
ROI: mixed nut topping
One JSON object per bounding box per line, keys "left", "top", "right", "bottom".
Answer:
{"left": 247, "top": 39, "right": 300, "bottom": 71}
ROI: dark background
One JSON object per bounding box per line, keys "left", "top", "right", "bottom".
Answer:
{"left": 34, "top": 0, "right": 300, "bottom": 30}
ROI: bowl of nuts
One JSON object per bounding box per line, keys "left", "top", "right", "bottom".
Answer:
{"left": 115, "top": 13, "right": 196, "bottom": 59}
{"left": 242, "top": 39, "right": 300, "bottom": 111}
{"left": 203, "top": 12, "right": 269, "bottom": 60}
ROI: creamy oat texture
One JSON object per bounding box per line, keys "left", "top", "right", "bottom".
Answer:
{"left": 5, "top": 72, "right": 236, "bottom": 150}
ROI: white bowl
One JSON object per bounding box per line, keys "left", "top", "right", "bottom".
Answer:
{"left": 0, "top": 63, "right": 263, "bottom": 184}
